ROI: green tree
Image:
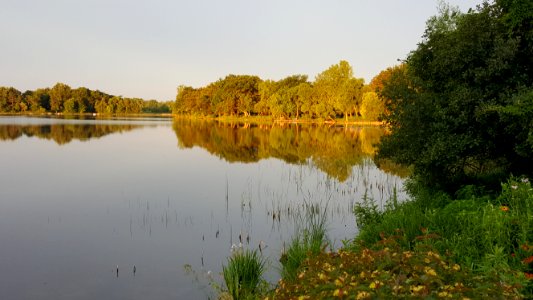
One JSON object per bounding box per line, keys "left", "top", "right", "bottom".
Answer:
{"left": 266, "top": 75, "right": 308, "bottom": 119}
{"left": 338, "top": 78, "right": 365, "bottom": 121}
{"left": 295, "top": 82, "right": 313, "bottom": 118}
{"left": 25, "top": 88, "right": 50, "bottom": 112}
{"left": 49, "top": 83, "right": 72, "bottom": 112}
{"left": 90, "top": 90, "right": 110, "bottom": 113}
{"left": 255, "top": 80, "right": 275, "bottom": 116}
{"left": 378, "top": 1, "right": 533, "bottom": 192}
{"left": 211, "top": 75, "right": 261, "bottom": 117}
{"left": 0, "top": 87, "right": 23, "bottom": 112}
{"left": 94, "top": 99, "right": 107, "bottom": 114}
{"left": 63, "top": 98, "right": 77, "bottom": 113}
{"left": 142, "top": 99, "right": 171, "bottom": 113}
{"left": 360, "top": 91, "right": 384, "bottom": 121}
{"left": 314, "top": 60, "right": 364, "bottom": 121}
{"left": 71, "top": 87, "right": 91, "bottom": 113}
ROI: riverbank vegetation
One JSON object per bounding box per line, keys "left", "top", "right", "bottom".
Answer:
{"left": 210, "top": 0, "right": 533, "bottom": 298}
{"left": 0, "top": 83, "right": 172, "bottom": 114}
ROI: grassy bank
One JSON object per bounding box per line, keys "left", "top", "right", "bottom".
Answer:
{"left": 268, "top": 177, "right": 532, "bottom": 298}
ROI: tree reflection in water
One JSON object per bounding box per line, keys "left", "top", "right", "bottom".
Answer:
{"left": 172, "top": 118, "right": 406, "bottom": 181}
{"left": 0, "top": 123, "right": 142, "bottom": 145}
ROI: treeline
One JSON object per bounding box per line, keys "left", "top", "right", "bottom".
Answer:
{"left": 174, "top": 60, "right": 386, "bottom": 121}
{"left": 172, "top": 118, "right": 406, "bottom": 181}
{"left": 0, "top": 83, "right": 172, "bottom": 114}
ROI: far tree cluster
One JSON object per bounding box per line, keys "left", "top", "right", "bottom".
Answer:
{"left": 0, "top": 83, "right": 171, "bottom": 114}
{"left": 174, "top": 61, "right": 387, "bottom": 121}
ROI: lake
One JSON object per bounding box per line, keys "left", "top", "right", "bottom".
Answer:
{"left": 0, "top": 116, "right": 406, "bottom": 299}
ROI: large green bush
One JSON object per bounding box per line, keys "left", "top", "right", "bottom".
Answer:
{"left": 377, "top": 1, "right": 533, "bottom": 192}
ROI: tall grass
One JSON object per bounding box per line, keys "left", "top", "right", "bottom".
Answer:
{"left": 222, "top": 249, "right": 266, "bottom": 300}
{"left": 280, "top": 200, "right": 328, "bottom": 282}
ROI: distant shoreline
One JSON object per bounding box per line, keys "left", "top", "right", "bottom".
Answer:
{"left": 0, "top": 113, "right": 385, "bottom": 126}
{"left": 173, "top": 114, "right": 385, "bottom": 126}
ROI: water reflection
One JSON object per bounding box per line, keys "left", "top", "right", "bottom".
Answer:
{"left": 172, "top": 118, "right": 390, "bottom": 181}
{"left": 0, "top": 116, "right": 171, "bottom": 145}
{"left": 0, "top": 123, "right": 143, "bottom": 145}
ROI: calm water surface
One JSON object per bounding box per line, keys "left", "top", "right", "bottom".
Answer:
{"left": 0, "top": 116, "right": 406, "bottom": 299}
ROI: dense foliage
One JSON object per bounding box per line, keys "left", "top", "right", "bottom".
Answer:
{"left": 0, "top": 83, "right": 171, "bottom": 114}
{"left": 377, "top": 0, "right": 533, "bottom": 192}
{"left": 174, "top": 61, "right": 383, "bottom": 121}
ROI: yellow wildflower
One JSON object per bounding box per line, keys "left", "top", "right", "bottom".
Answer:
{"left": 424, "top": 257, "right": 431, "bottom": 263}
{"left": 438, "top": 291, "right": 449, "bottom": 298}
{"left": 369, "top": 280, "right": 381, "bottom": 289}
{"left": 334, "top": 278, "right": 343, "bottom": 286}
{"left": 356, "top": 291, "right": 371, "bottom": 299}
{"left": 425, "top": 267, "right": 437, "bottom": 276}
{"left": 411, "top": 285, "right": 425, "bottom": 293}
{"left": 392, "top": 285, "right": 403, "bottom": 293}
{"left": 452, "top": 264, "right": 461, "bottom": 271}
{"left": 323, "top": 262, "right": 333, "bottom": 272}
{"left": 333, "top": 289, "right": 342, "bottom": 297}
{"left": 297, "top": 296, "right": 310, "bottom": 300}
{"left": 318, "top": 273, "right": 327, "bottom": 280}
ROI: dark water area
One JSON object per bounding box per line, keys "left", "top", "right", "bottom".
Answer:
{"left": 0, "top": 116, "right": 406, "bottom": 299}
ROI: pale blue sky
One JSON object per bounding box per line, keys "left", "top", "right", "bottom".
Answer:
{"left": 1, "top": 0, "right": 481, "bottom": 101}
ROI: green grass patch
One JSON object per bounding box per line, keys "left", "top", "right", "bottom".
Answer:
{"left": 222, "top": 249, "right": 267, "bottom": 300}
{"left": 280, "top": 201, "right": 329, "bottom": 283}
